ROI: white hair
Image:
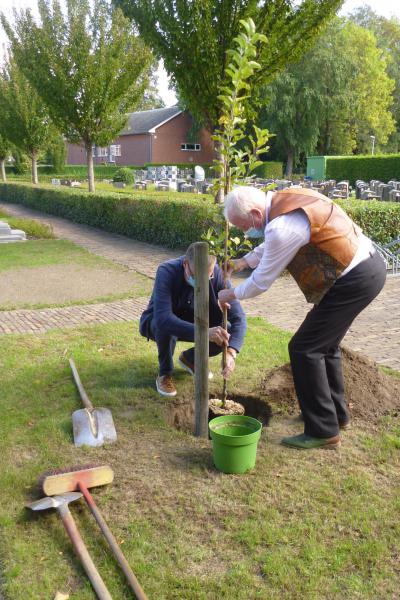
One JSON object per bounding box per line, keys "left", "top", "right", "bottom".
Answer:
{"left": 224, "top": 186, "right": 266, "bottom": 221}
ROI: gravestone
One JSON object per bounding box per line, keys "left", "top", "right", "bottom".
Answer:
{"left": 0, "top": 220, "right": 27, "bottom": 243}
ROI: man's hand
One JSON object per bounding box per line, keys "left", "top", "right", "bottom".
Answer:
{"left": 218, "top": 288, "right": 236, "bottom": 311}
{"left": 227, "top": 257, "right": 249, "bottom": 278}
{"left": 209, "top": 326, "right": 230, "bottom": 346}
{"left": 222, "top": 348, "right": 236, "bottom": 378}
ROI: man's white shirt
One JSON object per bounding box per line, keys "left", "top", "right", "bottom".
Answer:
{"left": 234, "top": 191, "right": 374, "bottom": 301}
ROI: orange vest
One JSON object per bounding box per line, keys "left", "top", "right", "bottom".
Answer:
{"left": 269, "top": 188, "right": 361, "bottom": 304}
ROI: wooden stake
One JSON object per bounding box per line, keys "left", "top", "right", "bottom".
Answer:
{"left": 194, "top": 242, "right": 209, "bottom": 438}
{"left": 222, "top": 219, "right": 230, "bottom": 407}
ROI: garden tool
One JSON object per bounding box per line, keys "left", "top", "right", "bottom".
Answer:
{"left": 69, "top": 358, "right": 117, "bottom": 448}
{"left": 41, "top": 465, "right": 148, "bottom": 600}
{"left": 27, "top": 492, "right": 113, "bottom": 600}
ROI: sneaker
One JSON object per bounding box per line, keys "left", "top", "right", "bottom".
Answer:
{"left": 178, "top": 352, "right": 213, "bottom": 380}
{"left": 281, "top": 433, "right": 341, "bottom": 450}
{"left": 156, "top": 375, "right": 177, "bottom": 397}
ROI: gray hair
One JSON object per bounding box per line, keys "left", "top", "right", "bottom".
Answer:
{"left": 224, "top": 186, "right": 266, "bottom": 221}
{"left": 185, "top": 243, "right": 216, "bottom": 269}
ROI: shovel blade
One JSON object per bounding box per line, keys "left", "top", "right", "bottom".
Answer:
{"left": 72, "top": 407, "right": 117, "bottom": 448}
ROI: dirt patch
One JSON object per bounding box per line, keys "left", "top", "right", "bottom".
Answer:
{"left": 261, "top": 347, "right": 400, "bottom": 422}
{"left": 167, "top": 392, "right": 272, "bottom": 433}
{"left": 0, "top": 264, "right": 143, "bottom": 307}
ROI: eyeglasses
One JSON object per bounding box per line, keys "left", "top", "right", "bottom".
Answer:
{"left": 186, "top": 264, "right": 214, "bottom": 280}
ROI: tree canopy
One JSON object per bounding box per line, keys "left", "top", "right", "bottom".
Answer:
{"left": 114, "top": 0, "right": 343, "bottom": 132}
{"left": 2, "top": 0, "right": 153, "bottom": 191}
{"left": 261, "top": 18, "right": 395, "bottom": 174}
{"left": 0, "top": 56, "right": 53, "bottom": 184}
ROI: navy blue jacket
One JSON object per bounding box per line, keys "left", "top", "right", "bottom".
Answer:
{"left": 139, "top": 256, "right": 246, "bottom": 352}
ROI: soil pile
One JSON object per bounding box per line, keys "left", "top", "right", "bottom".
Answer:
{"left": 261, "top": 347, "right": 400, "bottom": 421}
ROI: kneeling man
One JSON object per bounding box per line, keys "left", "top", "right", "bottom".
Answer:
{"left": 140, "top": 243, "right": 247, "bottom": 396}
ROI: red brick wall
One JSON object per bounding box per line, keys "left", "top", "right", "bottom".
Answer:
{"left": 66, "top": 112, "right": 215, "bottom": 167}
{"left": 151, "top": 112, "right": 215, "bottom": 164}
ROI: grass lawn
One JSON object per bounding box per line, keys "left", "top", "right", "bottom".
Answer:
{"left": 0, "top": 319, "right": 399, "bottom": 599}
{"left": 0, "top": 239, "right": 153, "bottom": 310}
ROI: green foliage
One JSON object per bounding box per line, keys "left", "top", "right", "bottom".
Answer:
{"left": 202, "top": 227, "right": 253, "bottom": 262}
{"left": 2, "top": 0, "right": 152, "bottom": 192}
{"left": 260, "top": 18, "right": 396, "bottom": 175}
{"left": 112, "top": 167, "right": 135, "bottom": 184}
{"left": 0, "top": 216, "right": 54, "bottom": 239}
{"left": 254, "top": 161, "right": 283, "bottom": 179}
{"left": 213, "top": 18, "right": 270, "bottom": 195}
{"left": 115, "top": 0, "right": 342, "bottom": 133}
{"left": 337, "top": 199, "right": 400, "bottom": 244}
{"left": 3, "top": 181, "right": 398, "bottom": 249}
{"left": 0, "top": 183, "right": 221, "bottom": 249}
{"left": 12, "top": 149, "right": 30, "bottom": 175}
{"left": 45, "top": 135, "right": 67, "bottom": 173}
{"left": 0, "top": 55, "right": 54, "bottom": 182}
{"left": 325, "top": 154, "right": 400, "bottom": 185}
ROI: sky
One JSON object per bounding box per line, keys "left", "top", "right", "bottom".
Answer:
{"left": 1, "top": 0, "right": 400, "bottom": 107}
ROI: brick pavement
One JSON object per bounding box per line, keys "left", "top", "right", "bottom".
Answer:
{"left": 1, "top": 202, "right": 399, "bottom": 369}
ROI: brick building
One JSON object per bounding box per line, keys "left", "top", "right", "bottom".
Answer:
{"left": 67, "top": 106, "right": 215, "bottom": 166}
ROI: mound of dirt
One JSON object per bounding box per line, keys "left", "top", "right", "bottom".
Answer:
{"left": 261, "top": 347, "right": 400, "bottom": 422}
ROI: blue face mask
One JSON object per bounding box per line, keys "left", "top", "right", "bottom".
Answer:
{"left": 245, "top": 215, "right": 265, "bottom": 239}
{"left": 245, "top": 227, "right": 265, "bottom": 239}
{"left": 187, "top": 275, "right": 195, "bottom": 288}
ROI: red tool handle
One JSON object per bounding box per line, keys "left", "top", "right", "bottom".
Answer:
{"left": 79, "top": 482, "right": 148, "bottom": 600}
{"left": 58, "top": 503, "right": 113, "bottom": 600}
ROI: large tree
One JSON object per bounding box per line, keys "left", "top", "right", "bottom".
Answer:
{"left": 113, "top": 0, "right": 343, "bottom": 135}
{"left": 349, "top": 7, "right": 400, "bottom": 152}
{"left": 261, "top": 18, "right": 395, "bottom": 175}
{"left": 2, "top": 0, "right": 152, "bottom": 192}
{"left": 0, "top": 57, "right": 53, "bottom": 184}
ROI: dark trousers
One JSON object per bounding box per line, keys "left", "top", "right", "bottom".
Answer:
{"left": 288, "top": 251, "right": 386, "bottom": 438}
{"left": 148, "top": 320, "right": 223, "bottom": 376}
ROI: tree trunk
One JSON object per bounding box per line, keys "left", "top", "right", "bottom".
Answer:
{"left": 0, "top": 159, "right": 6, "bottom": 183}
{"left": 31, "top": 152, "right": 38, "bottom": 184}
{"left": 85, "top": 142, "right": 95, "bottom": 193}
{"left": 285, "top": 150, "right": 294, "bottom": 177}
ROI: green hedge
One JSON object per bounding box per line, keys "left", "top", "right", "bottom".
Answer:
{"left": 325, "top": 154, "right": 400, "bottom": 185}
{"left": 337, "top": 199, "right": 400, "bottom": 244}
{"left": 254, "top": 161, "right": 283, "bottom": 179}
{"left": 0, "top": 183, "right": 221, "bottom": 249}
{"left": 0, "top": 183, "right": 398, "bottom": 248}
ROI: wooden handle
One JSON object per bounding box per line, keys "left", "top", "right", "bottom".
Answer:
{"left": 69, "top": 358, "right": 93, "bottom": 411}
{"left": 58, "top": 503, "right": 113, "bottom": 600}
{"left": 79, "top": 483, "right": 148, "bottom": 600}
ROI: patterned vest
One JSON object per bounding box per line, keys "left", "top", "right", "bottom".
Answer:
{"left": 269, "top": 188, "right": 361, "bottom": 304}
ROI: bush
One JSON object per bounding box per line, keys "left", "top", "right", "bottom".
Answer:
{"left": 112, "top": 167, "right": 135, "bottom": 184}
{"left": 325, "top": 154, "right": 400, "bottom": 186}
{"left": 0, "top": 182, "right": 398, "bottom": 248}
{"left": 254, "top": 161, "right": 283, "bottom": 179}
{"left": 0, "top": 183, "right": 221, "bottom": 249}
{"left": 336, "top": 199, "right": 400, "bottom": 244}
{"left": 0, "top": 210, "right": 54, "bottom": 239}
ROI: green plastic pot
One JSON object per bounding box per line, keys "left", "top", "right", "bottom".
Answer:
{"left": 209, "top": 414, "right": 262, "bottom": 474}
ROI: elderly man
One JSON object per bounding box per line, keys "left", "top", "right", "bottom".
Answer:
{"left": 219, "top": 186, "right": 386, "bottom": 449}
{"left": 140, "top": 243, "right": 246, "bottom": 397}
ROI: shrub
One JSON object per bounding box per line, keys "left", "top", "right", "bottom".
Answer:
{"left": 0, "top": 211, "right": 54, "bottom": 239}
{"left": 325, "top": 154, "right": 400, "bottom": 186}
{"left": 0, "top": 183, "right": 221, "bottom": 249}
{"left": 254, "top": 161, "right": 283, "bottom": 179}
{"left": 112, "top": 167, "right": 135, "bottom": 184}
{"left": 0, "top": 182, "right": 398, "bottom": 248}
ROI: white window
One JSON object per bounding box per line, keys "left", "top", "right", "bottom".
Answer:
{"left": 97, "top": 147, "right": 108, "bottom": 157}
{"left": 181, "top": 143, "right": 201, "bottom": 151}
{"left": 92, "top": 145, "right": 96, "bottom": 158}
{"left": 110, "top": 144, "right": 121, "bottom": 157}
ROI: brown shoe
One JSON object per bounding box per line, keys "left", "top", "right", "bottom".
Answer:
{"left": 178, "top": 352, "right": 213, "bottom": 380}
{"left": 156, "top": 375, "right": 177, "bottom": 397}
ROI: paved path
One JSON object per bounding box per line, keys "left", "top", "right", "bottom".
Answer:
{"left": 1, "top": 202, "right": 399, "bottom": 370}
